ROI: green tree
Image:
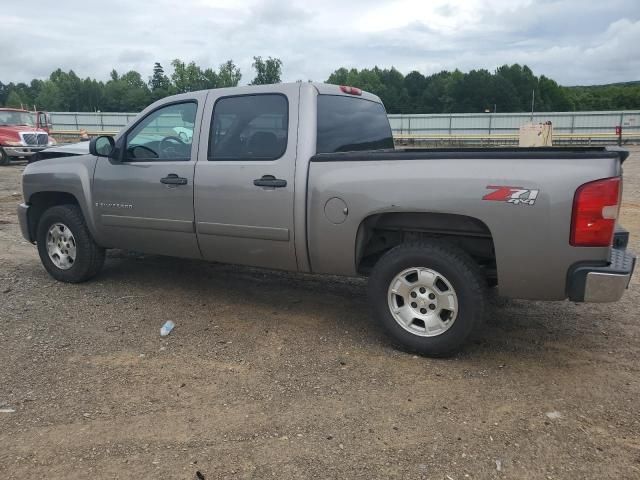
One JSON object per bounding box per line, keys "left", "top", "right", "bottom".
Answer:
{"left": 490, "top": 74, "right": 521, "bottom": 112}
{"left": 121, "top": 71, "right": 152, "bottom": 110}
{"left": 149, "top": 62, "right": 170, "bottom": 91}
{"left": 494, "top": 64, "right": 538, "bottom": 111}
{"left": 79, "top": 78, "right": 105, "bottom": 112}
{"left": 327, "top": 67, "right": 385, "bottom": 100}
{"left": 2, "top": 61, "right": 638, "bottom": 113}
{"left": 0, "top": 81, "right": 7, "bottom": 106}
{"left": 326, "top": 67, "right": 349, "bottom": 86}
{"left": 202, "top": 67, "right": 219, "bottom": 89}
{"left": 102, "top": 71, "right": 128, "bottom": 111}
{"left": 250, "top": 56, "right": 282, "bottom": 85}
{"left": 102, "top": 70, "right": 151, "bottom": 111}
{"left": 377, "top": 67, "right": 409, "bottom": 113}
{"left": 5, "top": 90, "right": 23, "bottom": 108}
{"left": 404, "top": 71, "right": 427, "bottom": 113}
{"left": 449, "top": 69, "right": 496, "bottom": 112}
{"left": 217, "top": 60, "right": 242, "bottom": 87}
{"left": 9, "top": 83, "right": 35, "bottom": 109}
{"left": 170, "top": 59, "right": 213, "bottom": 93}
{"left": 48, "top": 69, "right": 84, "bottom": 111}
{"left": 421, "top": 71, "right": 460, "bottom": 113}
{"left": 148, "top": 63, "right": 172, "bottom": 102}
{"left": 537, "top": 75, "right": 572, "bottom": 111}
{"left": 35, "top": 81, "right": 64, "bottom": 110}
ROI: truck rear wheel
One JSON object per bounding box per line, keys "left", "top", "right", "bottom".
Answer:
{"left": 0, "top": 148, "right": 9, "bottom": 166}
{"left": 36, "top": 204, "right": 105, "bottom": 283}
{"left": 368, "top": 241, "right": 486, "bottom": 356}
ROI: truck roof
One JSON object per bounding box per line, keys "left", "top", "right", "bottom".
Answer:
{"left": 185, "top": 82, "right": 384, "bottom": 105}
{"left": 0, "top": 107, "right": 31, "bottom": 113}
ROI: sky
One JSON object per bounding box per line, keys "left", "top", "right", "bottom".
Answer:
{"left": 1, "top": 0, "right": 639, "bottom": 86}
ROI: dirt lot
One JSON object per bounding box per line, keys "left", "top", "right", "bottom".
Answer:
{"left": 1, "top": 149, "right": 639, "bottom": 480}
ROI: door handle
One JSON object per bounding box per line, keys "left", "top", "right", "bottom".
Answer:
{"left": 160, "top": 174, "right": 188, "bottom": 185}
{"left": 253, "top": 175, "right": 287, "bottom": 188}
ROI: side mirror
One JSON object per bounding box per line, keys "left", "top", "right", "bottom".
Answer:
{"left": 89, "top": 135, "right": 116, "bottom": 158}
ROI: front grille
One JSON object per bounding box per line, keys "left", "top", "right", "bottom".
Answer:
{"left": 21, "top": 133, "right": 48, "bottom": 146}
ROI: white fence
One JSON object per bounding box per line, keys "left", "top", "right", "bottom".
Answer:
{"left": 388, "top": 111, "right": 640, "bottom": 136}
{"left": 50, "top": 112, "right": 137, "bottom": 133}
{"left": 50, "top": 110, "right": 640, "bottom": 144}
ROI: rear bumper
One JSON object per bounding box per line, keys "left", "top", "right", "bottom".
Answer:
{"left": 3, "top": 146, "right": 46, "bottom": 157}
{"left": 567, "top": 248, "right": 635, "bottom": 302}
{"left": 17, "top": 203, "right": 33, "bottom": 243}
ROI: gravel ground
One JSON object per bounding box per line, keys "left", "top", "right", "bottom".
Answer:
{"left": 1, "top": 149, "right": 639, "bottom": 480}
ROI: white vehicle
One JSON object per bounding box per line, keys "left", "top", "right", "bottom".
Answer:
{"left": 173, "top": 127, "right": 193, "bottom": 143}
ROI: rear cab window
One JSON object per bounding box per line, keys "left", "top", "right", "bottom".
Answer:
{"left": 316, "top": 95, "right": 394, "bottom": 153}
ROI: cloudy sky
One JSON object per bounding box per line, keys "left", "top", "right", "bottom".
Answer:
{"left": 2, "top": 0, "right": 639, "bottom": 86}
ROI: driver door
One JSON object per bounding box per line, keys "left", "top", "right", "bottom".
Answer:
{"left": 92, "top": 95, "right": 205, "bottom": 258}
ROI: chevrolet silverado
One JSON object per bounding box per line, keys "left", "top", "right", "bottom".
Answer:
{"left": 18, "top": 83, "right": 636, "bottom": 355}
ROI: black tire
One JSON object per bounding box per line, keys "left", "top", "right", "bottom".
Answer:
{"left": 36, "top": 204, "right": 105, "bottom": 283}
{"left": 0, "top": 147, "right": 9, "bottom": 166}
{"left": 368, "top": 241, "right": 486, "bottom": 356}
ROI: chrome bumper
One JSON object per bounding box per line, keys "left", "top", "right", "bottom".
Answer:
{"left": 583, "top": 272, "right": 632, "bottom": 302}
{"left": 568, "top": 248, "right": 635, "bottom": 303}
{"left": 4, "top": 146, "right": 46, "bottom": 157}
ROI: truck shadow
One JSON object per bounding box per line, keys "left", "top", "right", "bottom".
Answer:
{"left": 99, "top": 251, "right": 613, "bottom": 359}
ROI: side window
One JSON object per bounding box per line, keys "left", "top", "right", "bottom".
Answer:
{"left": 125, "top": 102, "right": 197, "bottom": 162}
{"left": 209, "top": 94, "right": 288, "bottom": 161}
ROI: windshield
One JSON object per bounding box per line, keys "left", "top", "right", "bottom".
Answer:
{"left": 0, "top": 111, "right": 35, "bottom": 127}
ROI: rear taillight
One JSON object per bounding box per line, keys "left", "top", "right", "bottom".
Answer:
{"left": 570, "top": 177, "right": 621, "bottom": 247}
{"left": 339, "top": 85, "right": 362, "bottom": 95}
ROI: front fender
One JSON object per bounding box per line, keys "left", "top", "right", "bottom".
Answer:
{"left": 22, "top": 154, "right": 101, "bottom": 243}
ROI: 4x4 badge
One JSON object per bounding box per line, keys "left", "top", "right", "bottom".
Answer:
{"left": 483, "top": 186, "right": 539, "bottom": 206}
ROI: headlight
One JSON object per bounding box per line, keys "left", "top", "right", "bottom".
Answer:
{"left": 47, "top": 138, "right": 57, "bottom": 146}
{"left": 4, "top": 140, "right": 24, "bottom": 146}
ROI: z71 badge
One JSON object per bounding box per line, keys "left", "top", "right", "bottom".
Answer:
{"left": 483, "top": 186, "right": 539, "bottom": 206}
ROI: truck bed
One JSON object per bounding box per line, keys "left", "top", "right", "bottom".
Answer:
{"left": 306, "top": 145, "right": 624, "bottom": 300}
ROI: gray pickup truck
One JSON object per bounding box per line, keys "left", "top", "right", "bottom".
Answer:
{"left": 18, "top": 82, "right": 636, "bottom": 355}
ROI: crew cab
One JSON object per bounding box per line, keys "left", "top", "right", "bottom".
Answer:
{"left": 0, "top": 108, "right": 53, "bottom": 165}
{"left": 17, "top": 83, "right": 636, "bottom": 355}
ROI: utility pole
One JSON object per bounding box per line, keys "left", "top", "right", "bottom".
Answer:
{"left": 530, "top": 89, "right": 535, "bottom": 121}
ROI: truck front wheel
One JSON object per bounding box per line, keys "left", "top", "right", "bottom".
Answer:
{"left": 36, "top": 204, "right": 105, "bottom": 283}
{"left": 0, "top": 148, "right": 9, "bottom": 166}
{"left": 368, "top": 241, "right": 486, "bottom": 356}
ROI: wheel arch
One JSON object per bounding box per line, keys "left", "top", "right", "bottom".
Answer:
{"left": 355, "top": 211, "right": 497, "bottom": 284}
{"left": 26, "top": 191, "right": 85, "bottom": 242}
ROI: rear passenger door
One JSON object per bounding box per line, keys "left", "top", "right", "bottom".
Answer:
{"left": 194, "top": 84, "right": 299, "bottom": 271}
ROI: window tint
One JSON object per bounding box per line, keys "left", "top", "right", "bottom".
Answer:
{"left": 125, "top": 102, "right": 196, "bottom": 161}
{"left": 209, "top": 94, "right": 288, "bottom": 161}
{"left": 317, "top": 95, "right": 394, "bottom": 153}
